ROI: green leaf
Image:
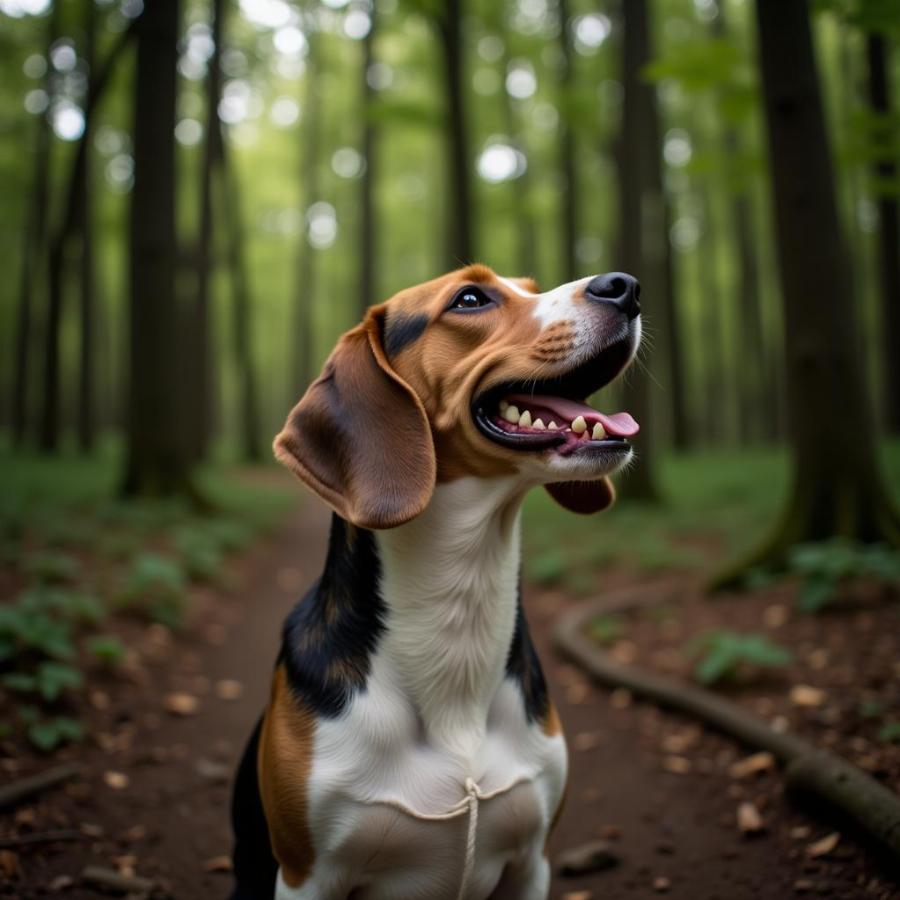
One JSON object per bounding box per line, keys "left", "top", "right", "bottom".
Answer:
{"left": 2, "top": 672, "right": 37, "bottom": 693}
{"left": 878, "top": 722, "right": 900, "bottom": 744}
{"left": 35, "top": 661, "right": 83, "bottom": 701}
{"left": 86, "top": 634, "right": 126, "bottom": 665}
{"left": 28, "top": 720, "right": 63, "bottom": 752}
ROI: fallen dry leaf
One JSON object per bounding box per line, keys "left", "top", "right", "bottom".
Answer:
{"left": 763, "top": 604, "right": 789, "bottom": 628}
{"left": 13, "top": 807, "right": 35, "bottom": 827}
{"left": 653, "top": 876, "right": 671, "bottom": 892}
{"left": 80, "top": 822, "right": 104, "bottom": 838}
{"left": 114, "top": 854, "right": 136, "bottom": 877}
{"left": 48, "top": 874, "right": 75, "bottom": 892}
{"left": 572, "top": 731, "right": 602, "bottom": 752}
{"left": 561, "top": 892, "right": 593, "bottom": 900}
{"left": 215, "top": 679, "right": 244, "bottom": 701}
{"left": 662, "top": 755, "right": 691, "bottom": 775}
{"left": 165, "top": 692, "right": 200, "bottom": 716}
{"left": 0, "top": 849, "right": 21, "bottom": 879}
{"left": 790, "top": 685, "right": 826, "bottom": 708}
{"left": 729, "top": 751, "right": 776, "bottom": 779}
{"left": 806, "top": 832, "right": 840, "bottom": 858}
{"left": 103, "top": 771, "right": 129, "bottom": 790}
{"left": 204, "top": 855, "right": 233, "bottom": 873}
{"left": 736, "top": 801, "right": 765, "bottom": 835}
{"left": 565, "top": 683, "right": 589, "bottom": 705}
{"left": 789, "top": 825, "right": 811, "bottom": 840}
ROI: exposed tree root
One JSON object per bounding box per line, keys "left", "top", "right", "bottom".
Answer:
{"left": 554, "top": 589, "right": 900, "bottom": 862}
{"left": 0, "top": 762, "right": 81, "bottom": 811}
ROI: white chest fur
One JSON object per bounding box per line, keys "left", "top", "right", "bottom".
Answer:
{"left": 279, "top": 479, "right": 567, "bottom": 900}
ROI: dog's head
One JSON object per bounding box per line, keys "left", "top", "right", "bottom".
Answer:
{"left": 275, "top": 264, "right": 642, "bottom": 529}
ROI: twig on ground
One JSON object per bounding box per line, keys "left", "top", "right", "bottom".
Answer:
{"left": 0, "top": 829, "right": 84, "bottom": 848}
{"left": 0, "top": 763, "right": 81, "bottom": 810}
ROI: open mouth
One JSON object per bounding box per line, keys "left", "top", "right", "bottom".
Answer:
{"left": 473, "top": 337, "right": 639, "bottom": 456}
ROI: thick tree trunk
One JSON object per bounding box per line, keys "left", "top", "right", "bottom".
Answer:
{"left": 866, "top": 33, "right": 900, "bottom": 434}
{"left": 558, "top": 0, "right": 577, "bottom": 282}
{"left": 122, "top": 0, "right": 193, "bottom": 497}
{"left": 12, "top": 1, "right": 59, "bottom": 447}
{"left": 291, "top": 22, "right": 321, "bottom": 399}
{"left": 716, "top": 0, "right": 899, "bottom": 584}
{"left": 617, "top": 0, "right": 661, "bottom": 501}
{"left": 77, "top": 0, "right": 98, "bottom": 453}
{"left": 185, "top": 0, "right": 224, "bottom": 462}
{"left": 218, "top": 127, "right": 262, "bottom": 461}
{"left": 359, "top": 10, "right": 377, "bottom": 315}
{"left": 436, "top": 0, "right": 473, "bottom": 267}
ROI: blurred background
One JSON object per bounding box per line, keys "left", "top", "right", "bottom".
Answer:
{"left": 1, "top": 0, "right": 900, "bottom": 897}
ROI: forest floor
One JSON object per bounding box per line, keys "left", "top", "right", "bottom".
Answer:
{"left": 2, "top": 451, "right": 900, "bottom": 900}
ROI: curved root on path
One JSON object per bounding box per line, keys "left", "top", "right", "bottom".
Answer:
{"left": 553, "top": 588, "right": 900, "bottom": 863}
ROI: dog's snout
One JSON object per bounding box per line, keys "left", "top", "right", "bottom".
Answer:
{"left": 585, "top": 272, "right": 641, "bottom": 320}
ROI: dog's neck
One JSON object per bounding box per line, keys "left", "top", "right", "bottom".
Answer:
{"left": 375, "top": 477, "right": 525, "bottom": 758}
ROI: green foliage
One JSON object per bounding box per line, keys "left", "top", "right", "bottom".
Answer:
{"left": 687, "top": 630, "right": 793, "bottom": 686}
{"left": 17, "top": 706, "right": 85, "bottom": 753}
{"left": 878, "top": 722, "right": 900, "bottom": 744}
{"left": 526, "top": 548, "right": 566, "bottom": 586}
{"left": 22, "top": 550, "right": 81, "bottom": 585}
{"left": 589, "top": 614, "right": 625, "bottom": 645}
{"left": 786, "top": 540, "right": 900, "bottom": 613}
{"left": 85, "top": 634, "right": 126, "bottom": 666}
{"left": 2, "top": 661, "right": 83, "bottom": 701}
{"left": 119, "top": 552, "right": 188, "bottom": 627}
{"left": 174, "top": 527, "right": 225, "bottom": 582}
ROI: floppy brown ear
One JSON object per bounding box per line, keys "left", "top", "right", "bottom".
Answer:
{"left": 274, "top": 309, "right": 436, "bottom": 529}
{"left": 545, "top": 478, "right": 616, "bottom": 514}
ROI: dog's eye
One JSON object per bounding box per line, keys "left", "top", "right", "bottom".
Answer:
{"left": 451, "top": 287, "right": 493, "bottom": 311}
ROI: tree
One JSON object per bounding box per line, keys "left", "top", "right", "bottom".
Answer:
{"left": 434, "top": 0, "right": 473, "bottom": 267}
{"left": 717, "top": 0, "right": 899, "bottom": 584}
{"left": 358, "top": 6, "right": 377, "bottom": 315}
{"left": 616, "top": 0, "right": 662, "bottom": 501}
{"left": 12, "top": 1, "right": 59, "bottom": 447}
{"left": 557, "top": 0, "right": 577, "bottom": 282}
{"left": 121, "top": 0, "right": 193, "bottom": 497}
{"left": 865, "top": 32, "right": 900, "bottom": 433}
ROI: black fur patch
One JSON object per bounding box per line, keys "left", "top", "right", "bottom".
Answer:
{"left": 505, "top": 588, "right": 550, "bottom": 724}
{"left": 384, "top": 311, "right": 429, "bottom": 357}
{"left": 279, "top": 515, "right": 386, "bottom": 718}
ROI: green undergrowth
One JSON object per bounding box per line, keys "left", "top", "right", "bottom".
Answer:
{"left": 0, "top": 446, "right": 296, "bottom": 750}
{"left": 522, "top": 441, "right": 900, "bottom": 592}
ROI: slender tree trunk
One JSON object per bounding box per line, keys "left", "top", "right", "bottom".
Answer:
{"left": 12, "top": 1, "right": 59, "bottom": 447}
{"left": 291, "top": 22, "right": 321, "bottom": 399}
{"left": 122, "top": 0, "right": 193, "bottom": 497}
{"left": 716, "top": 0, "right": 900, "bottom": 584}
{"left": 436, "top": 0, "right": 473, "bottom": 267}
{"left": 186, "top": 0, "right": 224, "bottom": 462}
{"left": 77, "top": 0, "right": 98, "bottom": 452}
{"left": 359, "top": 9, "right": 377, "bottom": 315}
{"left": 617, "top": 0, "right": 661, "bottom": 501}
{"left": 558, "top": 0, "right": 577, "bottom": 281}
{"left": 218, "top": 126, "right": 262, "bottom": 461}
{"left": 866, "top": 33, "right": 900, "bottom": 434}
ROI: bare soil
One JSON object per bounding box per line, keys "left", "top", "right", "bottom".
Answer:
{"left": 1, "top": 502, "right": 898, "bottom": 899}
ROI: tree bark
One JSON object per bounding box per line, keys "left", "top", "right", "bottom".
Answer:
{"left": 617, "top": 0, "right": 662, "bottom": 501}
{"left": 122, "top": 0, "right": 193, "bottom": 497}
{"left": 435, "top": 0, "right": 473, "bottom": 267}
{"left": 185, "top": 0, "right": 224, "bottom": 462}
{"left": 866, "top": 33, "right": 900, "bottom": 434}
{"left": 716, "top": 0, "right": 900, "bottom": 584}
{"left": 358, "top": 9, "right": 377, "bottom": 315}
{"left": 12, "top": 1, "right": 59, "bottom": 447}
{"left": 558, "top": 0, "right": 577, "bottom": 282}
{"left": 77, "top": 0, "right": 98, "bottom": 453}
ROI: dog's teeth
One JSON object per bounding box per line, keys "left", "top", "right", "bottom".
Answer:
{"left": 518, "top": 410, "right": 532, "bottom": 427}
{"left": 572, "top": 415, "right": 587, "bottom": 434}
{"left": 503, "top": 405, "right": 520, "bottom": 424}
{"left": 533, "top": 418, "right": 546, "bottom": 430}
{"left": 548, "top": 421, "right": 559, "bottom": 430}
{"left": 499, "top": 400, "right": 509, "bottom": 413}
{"left": 592, "top": 422, "right": 606, "bottom": 440}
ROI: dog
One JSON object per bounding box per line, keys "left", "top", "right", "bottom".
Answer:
{"left": 231, "top": 264, "right": 642, "bottom": 900}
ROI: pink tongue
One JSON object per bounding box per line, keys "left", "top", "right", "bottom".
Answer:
{"left": 507, "top": 394, "right": 640, "bottom": 438}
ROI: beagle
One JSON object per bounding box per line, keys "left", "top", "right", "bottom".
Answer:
{"left": 231, "top": 265, "right": 642, "bottom": 900}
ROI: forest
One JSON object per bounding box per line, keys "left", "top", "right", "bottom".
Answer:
{"left": 1, "top": 0, "right": 899, "bottom": 897}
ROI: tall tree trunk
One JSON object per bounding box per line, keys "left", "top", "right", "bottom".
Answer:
{"left": 617, "top": 0, "right": 662, "bottom": 501}
{"left": 122, "top": 0, "right": 192, "bottom": 497}
{"left": 77, "top": 0, "right": 98, "bottom": 452}
{"left": 716, "top": 0, "right": 900, "bottom": 584}
{"left": 866, "top": 33, "right": 900, "bottom": 434}
{"left": 358, "top": 9, "right": 377, "bottom": 315}
{"left": 218, "top": 126, "right": 262, "bottom": 461}
{"left": 558, "top": 0, "right": 577, "bottom": 281}
{"left": 12, "top": 1, "right": 59, "bottom": 447}
{"left": 435, "top": 0, "right": 473, "bottom": 267}
{"left": 186, "top": 0, "right": 224, "bottom": 462}
{"left": 291, "top": 21, "right": 321, "bottom": 399}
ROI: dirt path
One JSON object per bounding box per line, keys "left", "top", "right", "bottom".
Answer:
{"left": 8, "top": 502, "right": 898, "bottom": 899}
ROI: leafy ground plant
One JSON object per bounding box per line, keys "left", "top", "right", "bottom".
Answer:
{"left": 687, "top": 629, "right": 793, "bottom": 686}
{"left": 119, "top": 552, "right": 188, "bottom": 627}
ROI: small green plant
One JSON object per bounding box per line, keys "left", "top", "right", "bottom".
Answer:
{"left": 16, "top": 705, "right": 84, "bottom": 752}
{"left": 174, "top": 528, "right": 224, "bottom": 583}
{"left": 85, "top": 634, "right": 126, "bottom": 666}
{"left": 526, "top": 549, "right": 566, "bottom": 586}
{"left": 687, "top": 630, "right": 793, "bottom": 686}
{"left": 22, "top": 550, "right": 80, "bottom": 585}
{"left": 2, "top": 661, "right": 83, "bottom": 701}
{"left": 786, "top": 540, "right": 900, "bottom": 613}
{"left": 589, "top": 614, "right": 625, "bottom": 645}
{"left": 120, "top": 553, "right": 187, "bottom": 627}
{"left": 879, "top": 722, "right": 900, "bottom": 745}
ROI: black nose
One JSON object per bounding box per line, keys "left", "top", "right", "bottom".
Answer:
{"left": 585, "top": 272, "right": 641, "bottom": 320}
